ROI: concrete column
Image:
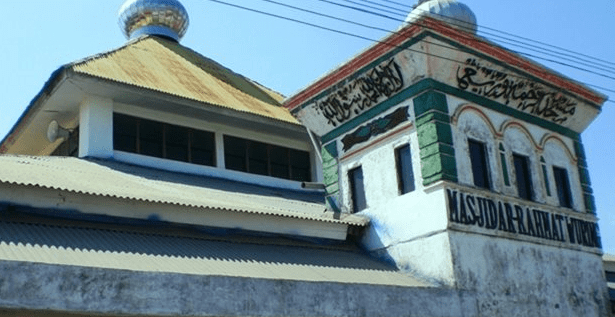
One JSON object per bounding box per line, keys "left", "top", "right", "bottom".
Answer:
{"left": 215, "top": 132, "right": 225, "bottom": 169}
{"left": 79, "top": 96, "right": 113, "bottom": 158}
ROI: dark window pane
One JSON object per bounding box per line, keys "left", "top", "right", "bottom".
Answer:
{"left": 224, "top": 136, "right": 247, "bottom": 172}
{"left": 469, "top": 140, "right": 490, "bottom": 189}
{"left": 191, "top": 130, "right": 215, "bottom": 166}
{"left": 270, "top": 145, "right": 289, "bottom": 179}
{"left": 248, "top": 141, "right": 268, "bottom": 176}
{"left": 396, "top": 144, "right": 415, "bottom": 194}
{"left": 553, "top": 166, "right": 572, "bottom": 208}
{"left": 139, "top": 120, "right": 163, "bottom": 158}
{"left": 290, "top": 149, "right": 311, "bottom": 182}
{"left": 68, "top": 129, "right": 79, "bottom": 157}
{"left": 513, "top": 154, "right": 533, "bottom": 201}
{"left": 349, "top": 167, "right": 366, "bottom": 213}
{"left": 113, "top": 113, "right": 137, "bottom": 153}
{"left": 166, "top": 125, "right": 189, "bottom": 162}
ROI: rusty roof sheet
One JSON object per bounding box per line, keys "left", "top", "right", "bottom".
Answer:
{"left": 71, "top": 36, "right": 296, "bottom": 124}
{"left": 0, "top": 155, "right": 367, "bottom": 226}
{"left": 0, "top": 220, "right": 424, "bottom": 286}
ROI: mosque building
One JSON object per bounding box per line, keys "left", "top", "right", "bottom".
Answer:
{"left": 0, "top": 0, "right": 611, "bottom": 316}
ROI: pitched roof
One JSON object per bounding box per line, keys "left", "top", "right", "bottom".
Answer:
{"left": 71, "top": 36, "right": 297, "bottom": 124}
{"left": 0, "top": 155, "right": 366, "bottom": 227}
{"left": 0, "top": 219, "right": 421, "bottom": 286}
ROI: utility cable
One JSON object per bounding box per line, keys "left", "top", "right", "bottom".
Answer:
{"left": 355, "top": 0, "right": 615, "bottom": 70}
{"left": 310, "top": 0, "right": 615, "bottom": 80}
{"left": 268, "top": 0, "right": 615, "bottom": 79}
{"left": 204, "top": 0, "right": 613, "bottom": 103}
{"left": 317, "top": 0, "right": 615, "bottom": 80}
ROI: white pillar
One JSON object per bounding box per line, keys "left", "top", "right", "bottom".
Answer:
{"left": 79, "top": 96, "right": 113, "bottom": 158}
{"left": 215, "top": 132, "right": 225, "bottom": 169}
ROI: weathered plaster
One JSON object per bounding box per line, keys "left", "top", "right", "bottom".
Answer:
{"left": 450, "top": 95, "right": 585, "bottom": 213}
{"left": 0, "top": 261, "right": 478, "bottom": 317}
{"left": 449, "top": 232, "right": 609, "bottom": 316}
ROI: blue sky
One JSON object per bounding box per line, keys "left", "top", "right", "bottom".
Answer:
{"left": 1, "top": 0, "right": 613, "bottom": 253}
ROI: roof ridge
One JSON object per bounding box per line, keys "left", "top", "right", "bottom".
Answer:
{"left": 69, "top": 35, "right": 149, "bottom": 68}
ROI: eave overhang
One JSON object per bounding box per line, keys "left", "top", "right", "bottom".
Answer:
{"left": 284, "top": 17, "right": 607, "bottom": 135}
{"left": 0, "top": 69, "right": 307, "bottom": 156}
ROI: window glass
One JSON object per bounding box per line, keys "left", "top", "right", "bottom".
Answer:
{"left": 290, "top": 149, "right": 311, "bottom": 182}
{"left": 112, "top": 113, "right": 309, "bottom": 182}
{"left": 224, "top": 135, "right": 247, "bottom": 172}
{"left": 349, "top": 167, "right": 367, "bottom": 213}
{"left": 270, "top": 145, "right": 290, "bottom": 179}
{"left": 248, "top": 140, "right": 268, "bottom": 176}
{"left": 513, "top": 154, "right": 533, "bottom": 201}
{"left": 553, "top": 166, "right": 573, "bottom": 208}
{"left": 113, "top": 113, "right": 215, "bottom": 166}
{"left": 191, "top": 130, "right": 215, "bottom": 167}
{"left": 166, "top": 125, "right": 189, "bottom": 162}
{"left": 139, "top": 120, "right": 163, "bottom": 158}
{"left": 224, "top": 135, "right": 311, "bottom": 182}
{"left": 113, "top": 113, "right": 137, "bottom": 153}
{"left": 395, "top": 144, "right": 415, "bottom": 194}
{"left": 468, "top": 139, "right": 490, "bottom": 189}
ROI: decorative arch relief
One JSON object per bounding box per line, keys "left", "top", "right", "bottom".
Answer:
{"left": 452, "top": 105, "right": 577, "bottom": 163}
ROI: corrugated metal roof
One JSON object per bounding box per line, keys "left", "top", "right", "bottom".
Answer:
{"left": 71, "top": 36, "right": 297, "bottom": 124}
{"left": 0, "top": 220, "right": 425, "bottom": 287}
{"left": 0, "top": 155, "right": 367, "bottom": 226}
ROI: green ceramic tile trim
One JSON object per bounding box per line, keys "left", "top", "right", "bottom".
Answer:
{"left": 499, "top": 143, "right": 510, "bottom": 186}
{"left": 326, "top": 183, "right": 340, "bottom": 195}
{"left": 413, "top": 90, "right": 458, "bottom": 186}
{"left": 415, "top": 111, "right": 450, "bottom": 127}
{"left": 421, "top": 153, "right": 458, "bottom": 184}
{"left": 322, "top": 142, "right": 339, "bottom": 196}
{"left": 417, "top": 121, "right": 454, "bottom": 148}
{"left": 414, "top": 90, "right": 449, "bottom": 116}
{"left": 573, "top": 139, "right": 595, "bottom": 213}
{"left": 541, "top": 157, "right": 551, "bottom": 197}
{"left": 419, "top": 143, "right": 455, "bottom": 160}
{"left": 321, "top": 78, "right": 581, "bottom": 144}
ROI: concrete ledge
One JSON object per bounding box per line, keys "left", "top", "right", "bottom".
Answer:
{"left": 0, "top": 261, "right": 477, "bottom": 317}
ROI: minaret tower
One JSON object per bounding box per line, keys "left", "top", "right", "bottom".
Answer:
{"left": 285, "top": 0, "right": 608, "bottom": 314}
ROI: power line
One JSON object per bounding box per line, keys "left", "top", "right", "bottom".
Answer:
{"left": 205, "top": 0, "right": 612, "bottom": 103}
{"left": 309, "top": 0, "right": 615, "bottom": 82}
{"left": 267, "top": 0, "right": 615, "bottom": 82}
{"left": 340, "top": 0, "right": 615, "bottom": 75}
{"left": 360, "top": 0, "right": 615, "bottom": 70}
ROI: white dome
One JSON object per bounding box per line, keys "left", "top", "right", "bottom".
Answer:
{"left": 118, "top": 0, "right": 190, "bottom": 42}
{"left": 406, "top": 0, "right": 477, "bottom": 34}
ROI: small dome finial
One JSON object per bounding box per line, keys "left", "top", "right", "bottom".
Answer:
{"left": 118, "top": 0, "right": 190, "bottom": 42}
{"left": 406, "top": 0, "right": 477, "bottom": 34}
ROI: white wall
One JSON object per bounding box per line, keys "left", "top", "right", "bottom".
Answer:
{"left": 79, "top": 96, "right": 113, "bottom": 158}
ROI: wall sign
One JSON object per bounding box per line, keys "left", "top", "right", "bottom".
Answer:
{"left": 341, "top": 106, "right": 409, "bottom": 151}
{"left": 456, "top": 58, "right": 577, "bottom": 124}
{"left": 314, "top": 58, "right": 404, "bottom": 128}
{"left": 446, "top": 189, "right": 600, "bottom": 249}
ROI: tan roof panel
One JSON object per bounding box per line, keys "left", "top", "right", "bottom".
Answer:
{"left": 71, "top": 36, "right": 297, "bottom": 124}
{"left": 0, "top": 155, "right": 367, "bottom": 226}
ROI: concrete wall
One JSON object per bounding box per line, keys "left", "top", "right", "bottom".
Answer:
{"left": 449, "top": 232, "right": 609, "bottom": 316}
{"left": 0, "top": 261, "right": 478, "bottom": 317}
{"left": 448, "top": 95, "right": 584, "bottom": 212}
